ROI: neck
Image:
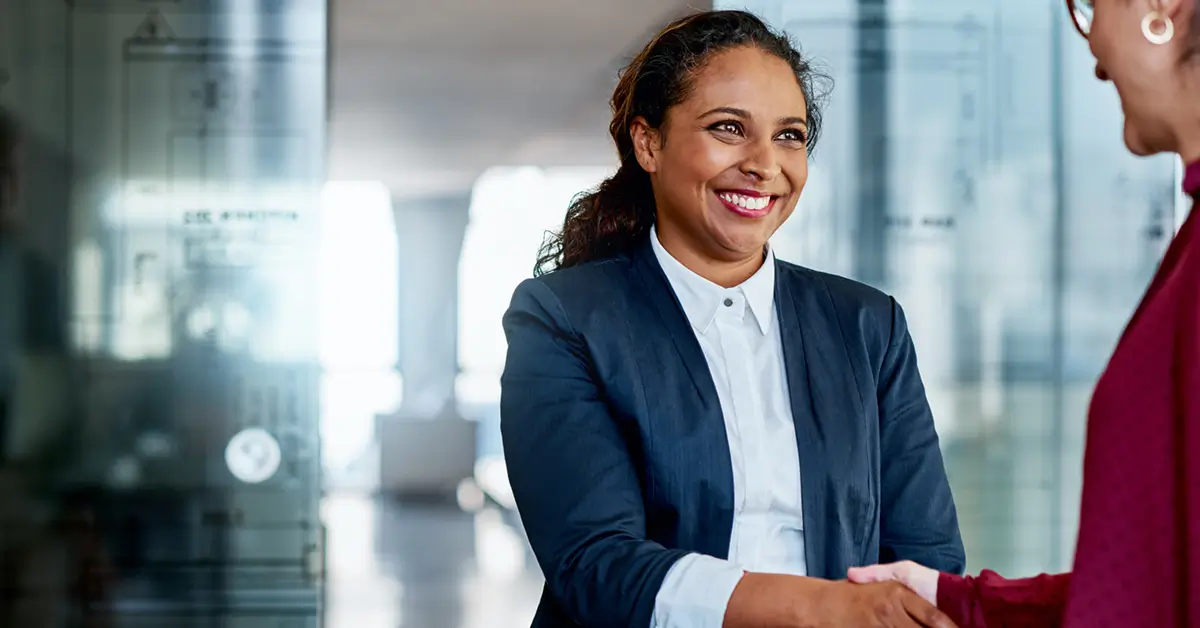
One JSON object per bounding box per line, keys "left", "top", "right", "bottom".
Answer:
{"left": 654, "top": 224, "right": 764, "bottom": 288}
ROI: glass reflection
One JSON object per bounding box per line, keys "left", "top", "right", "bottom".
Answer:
{"left": 718, "top": 0, "right": 1177, "bottom": 575}
{"left": 3, "top": 0, "right": 328, "bottom": 624}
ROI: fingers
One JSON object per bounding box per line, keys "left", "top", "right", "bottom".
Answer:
{"left": 848, "top": 564, "right": 898, "bottom": 584}
{"left": 891, "top": 612, "right": 924, "bottom": 628}
{"left": 900, "top": 589, "right": 958, "bottom": 628}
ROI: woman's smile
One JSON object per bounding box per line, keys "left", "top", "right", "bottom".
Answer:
{"left": 714, "top": 189, "right": 778, "bottom": 218}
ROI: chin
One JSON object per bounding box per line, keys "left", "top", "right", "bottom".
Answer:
{"left": 1123, "top": 131, "right": 1153, "bottom": 157}
{"left": 1122, "top": 119, "right": 1170, "bottom": 158}
{"left": 714, "top": 225, "right": 772, "bottom": 258}
{"left": 1123, "top": 140, "right": 1154, "bottom": 157}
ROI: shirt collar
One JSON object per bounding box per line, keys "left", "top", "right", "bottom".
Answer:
{"left": 650, "top": 225, "right": 775, "bottom": 336}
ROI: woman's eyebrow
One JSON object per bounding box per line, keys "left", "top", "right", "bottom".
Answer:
{"left": 699, "top": 106, "right": 751, "bottom": 119}
{"left": 698, "top": 107, "right": 807, "bottom": 128}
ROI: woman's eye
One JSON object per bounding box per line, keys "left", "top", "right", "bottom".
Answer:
{"left": 709, "top": 121, "right": 743, "bottom": 135}
{"left": 777, "top": 129, "right": 807, "bottom": 143}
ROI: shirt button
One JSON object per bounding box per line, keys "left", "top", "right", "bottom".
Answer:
{"left": 724, "top": 298, "right": 734, "bottom": 307}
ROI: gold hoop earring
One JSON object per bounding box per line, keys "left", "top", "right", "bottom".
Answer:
{"left": 1141, "top": 11, "right": 1174, "bottom": 45}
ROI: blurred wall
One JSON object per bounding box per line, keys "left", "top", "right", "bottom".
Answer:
{"left": 722, "top": 0, "right": 1178, "bottom": 575}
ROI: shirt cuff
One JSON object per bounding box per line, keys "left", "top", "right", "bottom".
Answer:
{"left": 651, "top": 553, "right": 745, "bottom": 628}
{"left": 937, "top": 572, "right": 976, "bottom": 628}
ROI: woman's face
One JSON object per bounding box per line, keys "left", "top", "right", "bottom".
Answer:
{"left": 1086, "top": 0, "right": 1197, "bottom": 157}
{"left": 631, "top": 45, "right": 809, "bottom": 267}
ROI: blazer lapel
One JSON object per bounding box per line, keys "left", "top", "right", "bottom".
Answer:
{"left": 629, "top": 239, "right": 721, "bottom": 410}
{"left": 775, "top": 263, "right": 866, "bottom": 579}
{"left": 627, "top": 240, "right": 734, "bottom": 558}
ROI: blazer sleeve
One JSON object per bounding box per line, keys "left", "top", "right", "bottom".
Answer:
{"left": 876, "top": 298, "right": 966, "bottom": 573}
{"left": 937, "top": 571, "right": 1070, "bottom": 628}
{"left": 500, "top": 278, "right": 692, "bottom": 628}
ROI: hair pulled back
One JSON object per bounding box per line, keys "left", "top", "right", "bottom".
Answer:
{"left": 534, "top": 10, "right": 831, "bottom": 275}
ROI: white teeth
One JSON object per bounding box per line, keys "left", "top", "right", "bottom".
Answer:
{"left": 719, "top": 193, "right": 770, "bottom": 211}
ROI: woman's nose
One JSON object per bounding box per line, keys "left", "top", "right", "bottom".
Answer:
{"left": 741, "top": 144, "right": 781, "bottom": 181}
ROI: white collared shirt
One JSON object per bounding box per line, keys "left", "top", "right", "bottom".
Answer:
{"left": 649, "top": 227, "right": 806, "bottom": 628}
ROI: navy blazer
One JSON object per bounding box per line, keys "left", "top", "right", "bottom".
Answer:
{"left": 500, "top": 237, "right": 965, "bottom": 628}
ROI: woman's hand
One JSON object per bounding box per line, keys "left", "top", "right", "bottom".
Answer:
{"left": 848, "top": 561, "right": 940, "bottom": 606}
{"left": 725, "top": 572, "right": 956, "bottom": 628}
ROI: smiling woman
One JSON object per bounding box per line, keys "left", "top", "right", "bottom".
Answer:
{"left": 534, "top": 10, "right": 829, "bottom": 284}
{"left": 503, "top": 10, "right": 964, "bottom": 628}
{"left": 628, "top": 45, "right": 813, "bottom": 286}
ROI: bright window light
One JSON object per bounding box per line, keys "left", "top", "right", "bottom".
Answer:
{"left": 318, "top": 181, "right": 401, "bottom": 476}
{"left": 456, "top": 166, "right": 613, "bottom": 406}
{"left": 318, "top": 181, "right": 398, "bottom": 370}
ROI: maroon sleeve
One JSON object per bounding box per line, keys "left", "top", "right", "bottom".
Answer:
{"left": 936, "top": 570, "right": 1070, "bottom": 628}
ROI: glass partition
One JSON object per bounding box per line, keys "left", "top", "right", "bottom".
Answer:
{"left": 719, "top": 0, "right": 1178, "bottom": 575}
{"left": 2, "top": 0, "right": 328, "bottom": 623}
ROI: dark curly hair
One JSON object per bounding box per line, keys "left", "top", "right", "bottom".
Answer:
{"left": 534, "top": 10, "right": 831, "bottom": 276}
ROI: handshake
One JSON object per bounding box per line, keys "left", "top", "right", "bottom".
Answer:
{"left": 841, "top": 560, "right": 948, "bottom": 628}
{"left": 730, "top": 560, "right": 951, "bottom": 628}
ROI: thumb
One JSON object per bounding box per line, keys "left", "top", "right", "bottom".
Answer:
{"left": 847, "top": 565, "right": 894, "bottom": 584}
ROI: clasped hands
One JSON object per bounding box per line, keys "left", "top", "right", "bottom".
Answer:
{"left": 834, "top": 560, "right": 947, "bottom": 628}
{"left": 728, "top": 560, "right": 950, "bottom": 627}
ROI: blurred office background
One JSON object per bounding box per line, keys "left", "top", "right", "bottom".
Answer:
{"left": 0, "top": 0, "right": 1189, "bottom": 626}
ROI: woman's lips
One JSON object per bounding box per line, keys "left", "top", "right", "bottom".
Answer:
{"left": 716, "top": 190, "right": 776, "bottom": 218}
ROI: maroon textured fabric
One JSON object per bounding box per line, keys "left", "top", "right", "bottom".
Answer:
{"left": 936, "top": 163, "right": 1200, "bottom": 628}
{"left": 1185, "top": 160, "right": 1200, "bottom": 197}
{"left": 937, "top": 571, "right": 1069, "bottom": 628}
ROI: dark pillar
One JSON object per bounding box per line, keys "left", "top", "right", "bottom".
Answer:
{"left": 854, "top": 0, "right": 890, "bottom": 288}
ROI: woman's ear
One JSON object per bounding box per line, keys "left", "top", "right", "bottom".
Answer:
{"left": 629, "top": 117, "right": 661, "bottom": 174}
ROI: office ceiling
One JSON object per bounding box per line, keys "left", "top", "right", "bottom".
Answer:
{"left": 328, "top": 0, "right": 707, "bottom": 203}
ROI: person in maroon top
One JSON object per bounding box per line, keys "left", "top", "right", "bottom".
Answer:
{"left": 847, "top": 0, "right": 1200, "bottom": 626}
